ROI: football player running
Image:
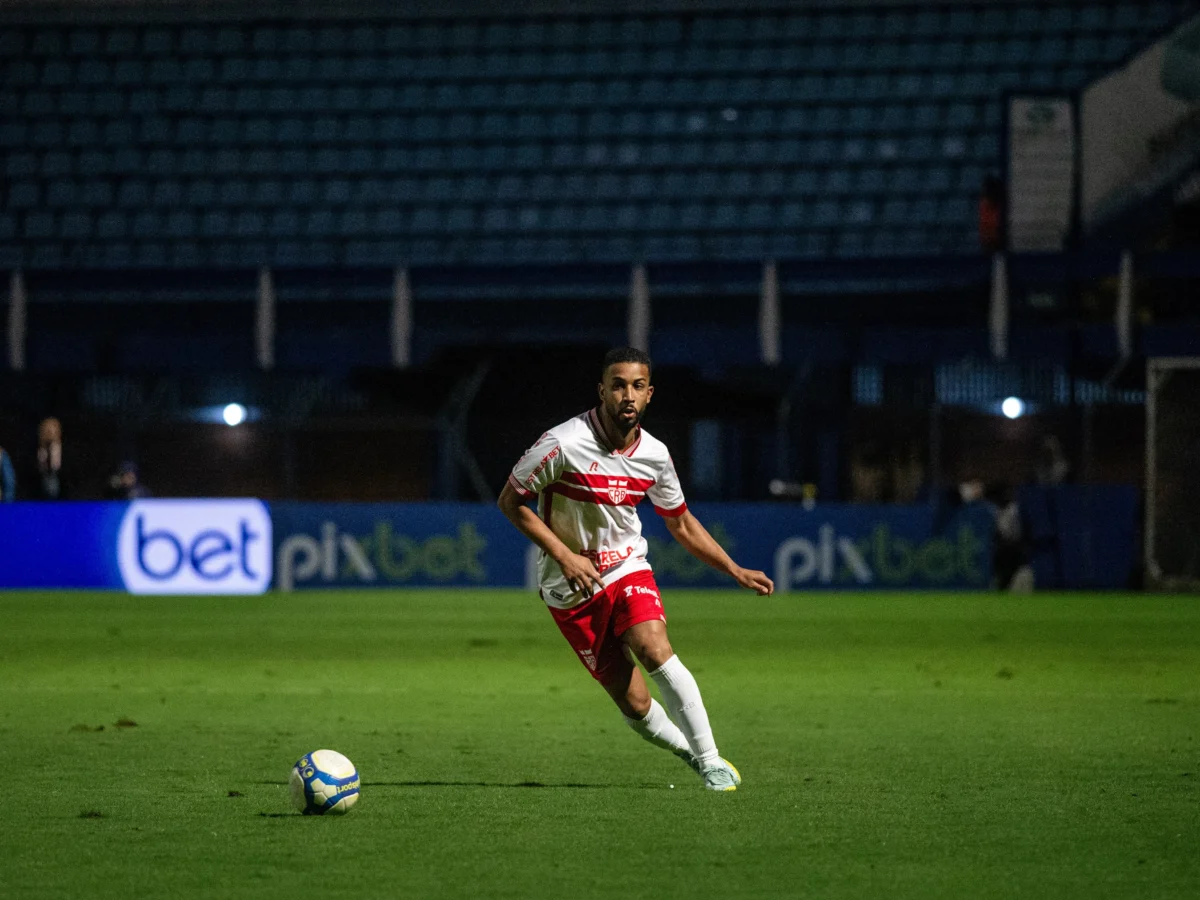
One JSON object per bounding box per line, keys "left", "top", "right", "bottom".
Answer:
{"left": 498, "top": 347, "right": 774, "bottom": 791}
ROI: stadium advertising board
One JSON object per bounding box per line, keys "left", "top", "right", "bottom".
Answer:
{"left": 641, "top": 504, "right": 993, "bottom": 591}
{"left": 271, "top": 503, "right": 508, "bottom": 591}
{"left": 270, "top": 502, "right": 994, "bottom": 592}
{"left": 0, "top": 499, "right": 272, "bottom": 594}
{"left": 116, "top": 500, "right": 272, "bottom": 594}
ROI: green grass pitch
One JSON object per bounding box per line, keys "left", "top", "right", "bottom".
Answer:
{"left": 1, "top": 589, "right": 1197, "bottom": 900}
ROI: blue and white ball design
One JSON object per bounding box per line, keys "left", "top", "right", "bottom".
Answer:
{"left": 289, "top": 749, "right": 360, "bottom": 816}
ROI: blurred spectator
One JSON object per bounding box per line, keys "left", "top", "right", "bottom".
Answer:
{"left": 1033, "top": 435, "right": 1071, "bottom": 486}
{"left": 891, "top": 444, "right": 927, "bottom": 503}
{"left": 0, "top": 445, "right": 15, "bottom": 501}
{"left": 978, "top": 175, "right": 1006, "bottom": 252}
{"left": 988, "top": 483, "right": 1033, "bottom": 592}
{"left": 849, "top": 443, "right": 888, "bottom": 503}
{"left": 106, "top": 461, "right": 151, "bottom": 500}
{"left": 35, "top": 417, "right": 66, "bottom": 500}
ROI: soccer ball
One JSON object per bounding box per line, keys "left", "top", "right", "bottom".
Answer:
{"left": 289, "top": 749, "right": 361, "bottom": 816}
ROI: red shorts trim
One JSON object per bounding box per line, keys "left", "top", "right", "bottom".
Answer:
{"left": 548, "top": 570, "right": 666, "bottom": 686}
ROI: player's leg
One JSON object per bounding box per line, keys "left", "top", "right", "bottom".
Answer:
{"left": 602, "top": 658, "right": 697, "bottom": 766}
{"left": 621, "top": 618, "right": 714, "bottom": 762}
{"left": 548, "top": 586, "right": 695, "bottom": 766}
{"left": 608, "top": 578, "right": 714, "bottom": 762}
{"left": 622, "top": 617, "right": 742, "bottom": 791}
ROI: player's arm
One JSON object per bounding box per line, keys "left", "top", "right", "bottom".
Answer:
{"left": 496, "top": 482, "right": 605, "bottom": 597}
{"left": 664, "top": 510, "right": 774, "bottom": 595}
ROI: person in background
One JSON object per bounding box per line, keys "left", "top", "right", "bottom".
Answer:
{"left": 0, "top": 445, "right": 16, "bottom": 501}
{"left": 979, "top": 174, "right": 1006, "bottom": 252}
{"left": 988, "top": 483, "right": 1033, "bottom": 592}
{"left": 1033, "top": 435, "right": 1071, "bottom": 486}
{"left": 35, "top": 417, "right": 65, "bottom": 500}
{"left": 106, "top": 461, "right": 151, "bottom": 500}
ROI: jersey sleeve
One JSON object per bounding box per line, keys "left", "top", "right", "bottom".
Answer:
{"left": 508, "top": 431, "right": 565, "bottom": 499}
{"left": 647, "top": 454, "right": 688, "bottom": 517}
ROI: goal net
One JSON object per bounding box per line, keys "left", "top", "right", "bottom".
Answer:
{"left": 1146, "top": 358, "right": 1200, "bottom": 590}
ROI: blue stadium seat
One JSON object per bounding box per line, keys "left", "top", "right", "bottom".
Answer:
{"left": 854, "top": 168, "right": 886, "bottom": 195}
{"left": 1071, "top": 36, "right": 1104, "bottom": 64}
{"left": 139, "top": 26, "right": 172, "bottom": 55}
{"left": 1045, "top": 7, "right": 1073, "bottom": 32}
{"left": 141, "top": 179, "right": 177, "bottom": 209}
{"left": 130, "top": 211, "right": 160, "bottom": 239}
{"left": 163, "top": 210, "right": 196, "bottom": 239}
{"left": 1103, "top": 33, "right": 1134, "bottom": 60}
{"left": 742, "top": 201, "right": 773, "bottom": 230}
{"left": 95, "top": 211, "right": 126, "bottom": 239}
{"left": 880, "top": 199, "right": 909, "bottom": 226}
{"left": 1034, "top": 37, "right": 1068, "bottom": 65}
{"left": 6, "top": 180, "right": 39, "bottom": 208}
{"left": 59, "top": 210, "right": 90, "bottom": 239}
{"left": 946, "top": 103, "right": 978, "bottom": 129}
{"left": 43, "top": 179, "right": 77, "bottom": 207}
{"left": 0, "top": 27, "right": 24, "bottom": 55}
{"left": 67, "top": 28, "right": 101, "bottom": 54}
{"left": 3, "top": 8, "right": 1190, "bottom": 267}
{"left": 39, "top": 59, "right": 71, "bottom": 86}
{"left": 925, "top": 166, "right": 953, "bottom": 192}
{"left": 29, "top": 243, "right": 63, "bottom": 267}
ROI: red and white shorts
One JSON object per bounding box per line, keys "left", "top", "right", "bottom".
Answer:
{"left": 548, "top": 570, "right": 666, "bottom": 686}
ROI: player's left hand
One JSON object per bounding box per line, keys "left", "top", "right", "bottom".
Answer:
{"left": 734, "top": 567, "right": 774, "bottom": 596}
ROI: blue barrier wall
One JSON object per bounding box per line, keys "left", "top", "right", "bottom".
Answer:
{"left": 270, "top": 501, "right": 995, "bottom": 592}
{"left": 0, "top": 502, "right": 127, "bottom": 588}
{"left": 1, "top": 495, "right": 1140, "bottom": 592}
{"left": 0, "top": 499, "right": 272, "bottom": 593}
{"left": 1018, "top": 485, "right": 1139, "bottom": 590}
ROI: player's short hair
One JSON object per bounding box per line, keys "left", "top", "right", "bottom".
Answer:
{"left": 601, "top": 347, "right": 652, "bottom": 381}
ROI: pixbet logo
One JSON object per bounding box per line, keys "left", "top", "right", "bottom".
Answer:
{"left": 117, "top": 500, "right": 272, "bottom": 595}
{"left": 276, "top": 521, "right": 487, "bottom": 591}
{"left": 774, "top": 524, "right": 872, "bottom": 590}
{"left": 773, "top": 523, "right": 986, "bottom": 590}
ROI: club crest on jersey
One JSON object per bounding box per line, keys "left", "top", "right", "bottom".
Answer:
{"left": 607, "top": 477, "right": 629, "bottom": 504}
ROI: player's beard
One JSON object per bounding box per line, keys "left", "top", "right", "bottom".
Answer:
{"left": 611, "top": 403, "right": 641, "bottom": 436}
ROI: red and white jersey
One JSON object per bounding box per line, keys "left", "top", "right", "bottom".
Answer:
{"left": 508, "top": 408, "right": 687, "bottom": 609}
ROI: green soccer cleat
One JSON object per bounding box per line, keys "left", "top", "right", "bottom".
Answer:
{"left": 701, "top": 758, "right": 742, "bottom": 792}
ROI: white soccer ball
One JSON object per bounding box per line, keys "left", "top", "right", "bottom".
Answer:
{"left": 289, "top": 749, "right": 361, "bottom": 816}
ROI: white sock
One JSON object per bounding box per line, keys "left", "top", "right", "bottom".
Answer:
{"left": 648, "top": 655, "right": 720, "bottom": 768}
{"left": 624, "top": 698, "right": 692, "bottom": 759}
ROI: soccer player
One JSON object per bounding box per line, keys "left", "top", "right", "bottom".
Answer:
{"left": 497, "top": 347, "right": 774, "bottom": 791}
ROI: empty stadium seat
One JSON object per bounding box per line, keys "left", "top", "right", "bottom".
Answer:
{"left": 2, "top": 4, "right": 1190, "bottom": 269}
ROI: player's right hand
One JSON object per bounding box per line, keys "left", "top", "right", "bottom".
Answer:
{"left": 557, "top": 553, "right": 604, "bottom": 598}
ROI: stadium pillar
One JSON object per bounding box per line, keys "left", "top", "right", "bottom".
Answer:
{"left": 1116, "top": 249, "right": 1134, "bottom": 360}
{"left": 628, "top": 263, "right": 650, "bottom": 351}
{"left": 7, "top": 269, "right": 25, "bottom": 372}
{"left": 989, "top": 252, "right": 1009, "bottom": 359}
{"left": 256, "top": 266, "right": 276, "bottom": 371}
{"left": 391, "top": 267, "right": 413, "bottom": 368}
{"left": 759, "top": 259, "right": 781, "bottom": 366}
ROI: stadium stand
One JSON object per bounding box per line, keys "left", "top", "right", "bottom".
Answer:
{"left": 1, "top": 2, "right": 1194, "bottom": 270}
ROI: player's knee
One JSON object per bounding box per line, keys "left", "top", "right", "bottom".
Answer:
{"left": 636, "top": 640, "right": 674, "bottom": 672}
{"left": 622, "top": 690, "right": 652, "bottom": 719}
{"left": 611, "top": 675, "right": 652, "bottom": 718}
{"left": 608, "top": 683, "right": 651, "bottom": 719}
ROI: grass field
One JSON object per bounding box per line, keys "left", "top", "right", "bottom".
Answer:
{"left": 1, "top": 589, "right": 1197, "bottom": 900}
